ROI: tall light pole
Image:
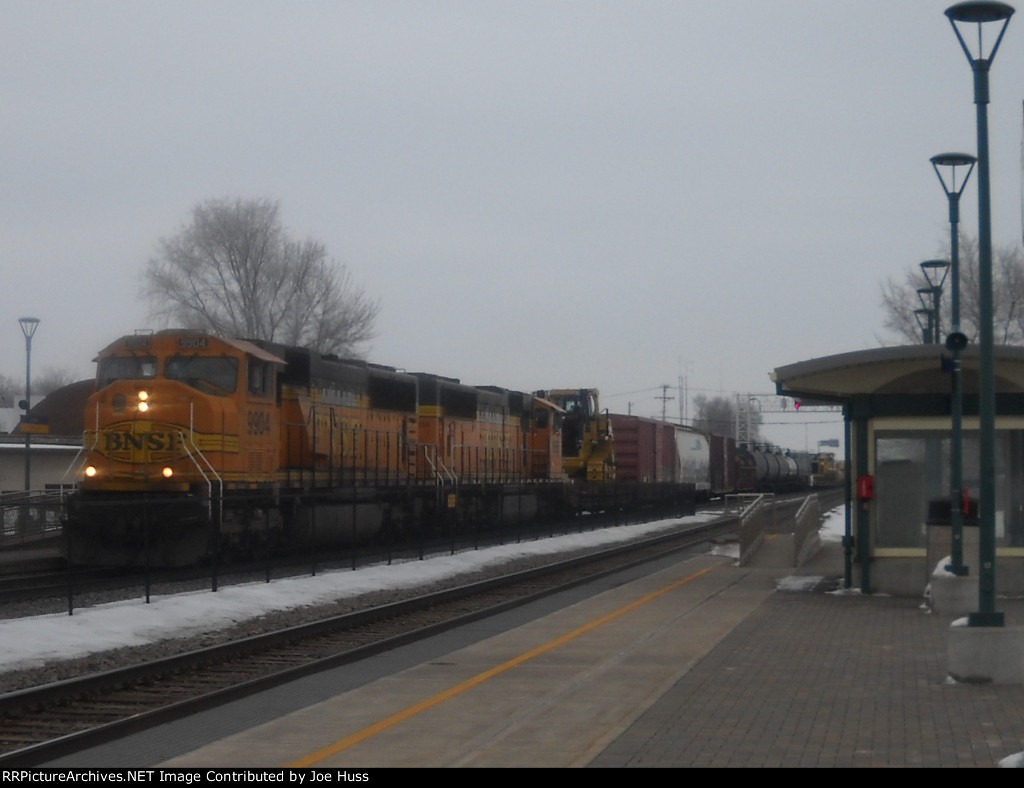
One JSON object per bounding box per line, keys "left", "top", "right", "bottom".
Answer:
{"left": 916, "top": 289, "right": 937, "bottom": 343}
{"left": 932, "top": 152, "right": 975, "bottom": 577}
{"left": 18, "top": 317, "right": 40, "bottom": 491}
{"left": 920, "top": 259, "right": 950, "bottom": 344}
{"left": 914, "top": 309, "right": 933, "bottom": 344}
{"left": 946, "top": 0, "right": 1014, "bottom": 627}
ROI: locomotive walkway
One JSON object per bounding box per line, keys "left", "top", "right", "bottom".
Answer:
{"left": 49, "top": 533, "right": 1024, "bottom": 768}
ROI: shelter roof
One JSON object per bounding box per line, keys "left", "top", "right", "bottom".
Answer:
{"left": 771, "top": 345, "right": 1024, "bottom": 402}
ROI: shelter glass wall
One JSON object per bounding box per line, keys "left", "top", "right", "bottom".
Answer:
{"left": 873, "top": 427, "right": 1024, "bottom": 549}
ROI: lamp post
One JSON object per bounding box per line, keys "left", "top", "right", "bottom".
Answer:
{"left": 916, "top": 289, "right": 937, "bottom": 343}
{"left": 946, "top": 0, "right": 1014, "bottom": 627}
{"left": 932, "top": 152, "right": 976, "bottom": 577}
{"left": 914, "top": 307, "right": 934, "bottom": 344}
{"left": 920, "top": 259, "right": 950, "bottom": 344}
{"left": 17, "top": 317, "right": 39, "bottom": 491}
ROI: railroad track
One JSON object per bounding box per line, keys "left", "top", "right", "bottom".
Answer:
{"left": 0, "top": 512, "right": 742, "bottom": 766}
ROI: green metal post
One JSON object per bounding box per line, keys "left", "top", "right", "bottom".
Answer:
{"left": 946, "top": 1, "right": 1014, "bottom": 626}
{"left": 932, "top": 153, "right": 975, "bottom": 577}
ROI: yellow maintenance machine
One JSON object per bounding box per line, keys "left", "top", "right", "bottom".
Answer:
{"left": 533, "top": 388, "right": 615, "bottom": 482}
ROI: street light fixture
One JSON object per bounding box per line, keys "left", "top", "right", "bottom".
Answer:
{"left": 945, "top": 0, "right": 1014, "bottom": 627}
{"left": 932, "top": 152, "right": 976, "bottom": 577}
{"left": 920, "top": 259, "right": 950, "bottom": 345}
{"left": 17, "top": 317, "right": 40, "bottom": 491}
{"left": 931, "top": 153, "right": 976, "bottom": 332}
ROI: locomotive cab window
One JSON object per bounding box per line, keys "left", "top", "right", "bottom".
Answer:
{"left": 247, "top": 358, "right": 273, "bottom": 397}
{"left": 165, "top": 355, "right": 238, "bottom": 395}
{"left": 98, "top": 355, "right": 157, "bottom": 387}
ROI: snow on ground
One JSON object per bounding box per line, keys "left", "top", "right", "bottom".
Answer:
{"left": 0, "top": 507, "right": 848, "bottom": 674}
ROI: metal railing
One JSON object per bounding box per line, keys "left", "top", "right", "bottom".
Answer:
{"left": 0, "top": 489, "right": 66, "bottom": 546}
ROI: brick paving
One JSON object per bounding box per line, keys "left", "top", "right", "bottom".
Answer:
{"left": 591, "top": 547, "right": 1024, "bottom": 768}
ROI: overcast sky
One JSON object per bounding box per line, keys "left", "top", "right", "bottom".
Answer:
{"left": 4, "top": 0, "right": 1024, "bottom": 453}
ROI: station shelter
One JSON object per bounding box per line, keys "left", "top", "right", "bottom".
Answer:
{"left": 772, "top": 344, "right": 1024, "bottom": 596}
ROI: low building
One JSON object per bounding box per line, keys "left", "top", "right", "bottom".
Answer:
{"left": 0, "top": 380, "right": 91, "bottom": 493}
{"left": 773, "top": 344, "right": 1024, "bottom": 596}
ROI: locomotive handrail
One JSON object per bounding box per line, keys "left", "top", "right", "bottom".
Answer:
{"left": 422, "top": 444, "right": 456, "bottom": 487}
{"left": 60, "top": 444, "right": 86, "bottom": 490}
{"left": 61, "top": 404, "right": 103, "bottom": 488}
{"left": 176, "top": 428, "right": 223, "bottom": 522}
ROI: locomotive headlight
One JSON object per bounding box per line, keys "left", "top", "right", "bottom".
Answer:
{"left": 161, "top": 467, "right": 174, "bottom": 479}
{"left": 84, "top": 466, "right": 98, "bottom": 478}
{"left": 137, "top": 390, "right": 150, "bottom": 412}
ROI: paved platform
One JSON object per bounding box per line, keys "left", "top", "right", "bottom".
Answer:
{"left": 594, "top": 537, "right": 1024, "bottom": 767}
{"left": 58, "top": 533, "right": 1024, "bottom": 769}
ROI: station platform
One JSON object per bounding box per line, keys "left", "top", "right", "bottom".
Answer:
{"left": 59, "top": 534, "right": 1024, "bottom": 769}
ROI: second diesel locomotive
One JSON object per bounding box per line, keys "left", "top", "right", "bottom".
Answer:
{"left": 67, "top": 330, "right": 831, "bottom": 566}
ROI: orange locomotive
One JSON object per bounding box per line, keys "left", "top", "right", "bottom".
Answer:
{"left": 69, "top": 330, "right": 566, "bottom": 565}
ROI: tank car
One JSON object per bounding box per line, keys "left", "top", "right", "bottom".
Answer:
{"left": 733, "top": 444, "right": 820, "bottom": 493}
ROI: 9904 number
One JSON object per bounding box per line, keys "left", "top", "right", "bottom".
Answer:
{"left": 247, "top": 410, "right": 272, "bottom": 436}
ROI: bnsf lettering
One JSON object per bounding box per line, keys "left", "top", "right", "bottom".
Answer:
{"left": 103, "top": 431, "right": 179, "bottom": 453}
{"left": 247, "top": 410, "right": 272, "bottom": 436}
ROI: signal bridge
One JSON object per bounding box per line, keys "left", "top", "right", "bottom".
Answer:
{"left": 736, "top": 394, "right": 843, "bottom": 445}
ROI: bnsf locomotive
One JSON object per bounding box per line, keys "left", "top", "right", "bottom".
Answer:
{"left": 67, "top": 329, "right": 833, "bottom": 566}
{"left": 69, "top": 330, "right": 575, "bottom": 565}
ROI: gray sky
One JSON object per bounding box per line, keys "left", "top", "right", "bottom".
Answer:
{"left": 5, "top": 0, "right": 1024, "bottom": 452}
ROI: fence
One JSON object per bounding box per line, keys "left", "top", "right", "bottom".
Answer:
{"left": 0, "top": 489, "right": 67, "bottom": 547}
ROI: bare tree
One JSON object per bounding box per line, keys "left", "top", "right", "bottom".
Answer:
{"left": 0, "top": 369, "right": 77, "bottom": 403}
{"left": 880, "top": 234, "right": 1024, "bottom": 346}
{"left": 33, "top": 368, "right": 79, "bottom": 397}
{"left": 0, "top": 374, "right": 16, "bottom": 408}
{"left": 142, "top": 198, "right": 380, "bottom": 356}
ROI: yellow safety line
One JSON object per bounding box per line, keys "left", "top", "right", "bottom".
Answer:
{"left": 287, "top": 561, "right": 719, "bottom": 767}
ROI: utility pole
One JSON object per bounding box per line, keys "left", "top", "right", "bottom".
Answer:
{"left": 656, "top": 385, "right": 674, "bottom": 422}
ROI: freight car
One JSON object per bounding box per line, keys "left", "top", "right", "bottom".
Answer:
{"left": 733, "top": 444, "right": 838, "bottom": 493}
{"left": 67, "top": 330, "right": 567, "bottom": 565}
